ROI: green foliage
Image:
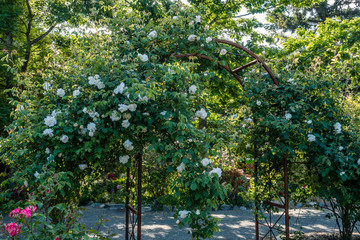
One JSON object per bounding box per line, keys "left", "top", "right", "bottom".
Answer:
{"left": 280, "top": 17, "right": 360, "bottom": 86}
{"left": 245, "top": 57, "right": 360, "bottom": 239}
{"left": 268, "top": 0, "right": 360, "bottom": 32}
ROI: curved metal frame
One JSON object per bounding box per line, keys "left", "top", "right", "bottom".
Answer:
{"left": 125, "top": 39, "right": 290, "bottom": 240}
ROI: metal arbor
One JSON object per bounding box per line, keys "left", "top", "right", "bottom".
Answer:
{"left": 125, "top": 38, "right": 290, "bottom": 240}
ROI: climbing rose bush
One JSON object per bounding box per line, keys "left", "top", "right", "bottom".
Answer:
{"left": 1, "top": 3, "right": 231, "bottom": 239}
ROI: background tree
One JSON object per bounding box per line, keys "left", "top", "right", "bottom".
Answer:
{"left": 268, "top": 0, "right": 360, "bottom": 32}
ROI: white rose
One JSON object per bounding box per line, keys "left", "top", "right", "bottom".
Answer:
{"left": 123, "top": 139, "right": 134, "bottom": 151}
{"left": 339, "top": 146, "right": 344, "bottom": 151}
{"left": 334, "top": 122, "right": 342, "bottom": 134}
{"left": 128, "top": 104, "right": 137, "bottom": 112}
{"left": 256, "top": 100, "right": 261, "bottom": 106}
{"left": 195, "top": 210, "right": 200, "bottom": 215}
{"left": 188, "top": 34, "right": 196, "bottom": 42}
{"left": 168, "top": 68, "right": 175, "bottom": 75}
{"left": 87, "top": 122, "right": 96, "bottom": 133}
{"left": 209, "top": 167, "right": 222, "bottom": 178}
{"left": 60, "top": 135, "right": 69, "bottom": 143}
{"left": 122, "top": 120, "right": 130, "bottom": 128}
{"left": 88, "top": 76, "right": 96, "bottom": 85}
{"left": 148, "top": 30, "right": 157, "bottom": 39}
{"left": 114, "top": 82, "right": 128, "bottom": 94}
{"left": 138, "top": 95, "right": 149, "bottom": 102}
{"left": 245, "top": 118, "right": 253, "bottom": 123}
{"left": 138, "top": 53, "right": 149, "bottom": 62}
{"left": 57, "top": 88, "right": 65, "bottom": 97}
{"left": 201, "top": 158, "right": 211, "bottom": 167}
{"left": 34, "top": 171, "right": 40, "bottom": 179}
{"left": 110, "top": 111, "right": 121, "bottom": 121}
{"left": 177, "top": 162, "right": 186, "bottom": 172}
{"left": 189, "top": 85, "right": 197, "bottom": 94}
{"left": 189, "top": 20, "right": 194, "bottom": 26}
{"left": 173, "top": 16, "right": 178, "bottom": 20}
{"left": 206, "top": 37, "right": 212, "bottom": 43}
{"left": 96, "top": 81, "right": 105, "bottom": 89}
{"left": 44, "top": 115, "right": 57, "bottom": 127}
{"left": 43, "top": 82, "right": 51, "bottom": 91}
{"left": 79, "top": 164, "right": 88, "bottom": 170}
{"left": 118, "top": 104, "right": 129, "bottom": 113}
{"left": 119, "top": 155, "right": 130, "bottom": 164}
{"left": 220, "top": 49, "right": 227, "bottom": 55}
{"left": 357, "top": 159, "right": 360, "bottom": 165}
{"left": 307, "top": 134, "right": 316, "bottom": 142}
{"left": 285, "top": 113, "right": 292, "bottom": 120}
{"left": 306, "top": 120, "right": 312, "bottom": 124}
{"left": 73, "top": 89, "right": 80, "bottom": 98}
{"left": 123, "top": 113, "right": 132, "bottom": 120}
{"left": 24, "top": 180, "right": 28, "bottom": 187}
{"left": 160, "top": 111, "right": 167, "bottom": 116}
{"left": 45, "top": 148, "right": 51, "bottom": 154}
{"left": 179, "top": 210, "right": 190, "bottom": 219}
{"left": 43, "top": 128, "right": 54, "bottom": 137}
{"left": 195, "top": 108, "right": 207, "bottom": 119}
{"left": 195, "top": 15, "right": 201, "bottom": 23}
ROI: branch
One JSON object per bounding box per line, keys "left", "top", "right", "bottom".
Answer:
{"left": 25, "top": 0, "right": 33, "bottom": 43}
{"left": 20, "top": 17, "right": 28, "bottom": 32}
{"left": 30, "top": 24, "right": 57, "bottom": 45}
{"left": 209, "top": 0, "right": 230, "bottom": 26}
{"left": 232, "top": 13, "right": 253, "bottom": 18}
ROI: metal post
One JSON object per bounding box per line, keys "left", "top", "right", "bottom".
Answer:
{"left": 137, "top": 153, "right": 142, "bottom": 240}
{"left": 284, "top": 156, "right": 290, "bottom": 239}
{"left": 254, "top": 147, "right": 259, "bottom": 240}
{"left": 125, "top": 166, "right": 130, "bottom": 240}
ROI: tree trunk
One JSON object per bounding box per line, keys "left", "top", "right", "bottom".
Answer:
{"left": 21, "top": 44, "right": 31, "bottom": 72}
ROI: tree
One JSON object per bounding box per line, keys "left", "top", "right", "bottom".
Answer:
{"left": 268, "top": 0, "right": 360, "bottom": 32}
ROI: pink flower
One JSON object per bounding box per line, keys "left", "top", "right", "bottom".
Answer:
{"left": 116, "top": 185, "right": 120, "bottom": 189}
{"left": 26, "top": 205, "right": 37, "bottom": 213}
{"left": 5, "top": 223, "right": 20, "bottom": 236}
{"left": 9, "top": 208, "right": 21, "bottom": 218}
{"left": 20, "top": 208, "right": 32, "bottom": 218}
{"left": 55, "top": 237, "right": 60, "bottom": 240}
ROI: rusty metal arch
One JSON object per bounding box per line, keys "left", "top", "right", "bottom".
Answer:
{"left": 125, "top": 39, "right": 290, "bottom": 240}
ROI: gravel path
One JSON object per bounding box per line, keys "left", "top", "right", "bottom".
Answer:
{"left": 76, "top": 206, "right": 359, "bottom": 239}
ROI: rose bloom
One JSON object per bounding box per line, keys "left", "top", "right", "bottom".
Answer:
{"left": 128, "top": 104, "right": 137, "bottom": 112}
{"left": 60, "top": 135, "right": 69, "bottom": 143}
{"left": 138, "top": 53, "right": 149, "bottom": 62}
{"left": 220, "top": 49, "right": 227, "bottom": 55}
{"left": 44, "top": 115, "right": 57, "bottom": 127}
{"left": 5, "top": 223, "right": 20, "bottom": 237}
{"left": 79, "top": 164, "right": 87, "bottom": 170}
{"left": 20, "top": 208, "right": 32, "bottom": 218}
{"left": 73, "top": 89, "right": 80, "bottom": 98}
{"left": 201, "top": 158, "right": 211, "bottom": 167}
{"left": 56, "top": 88, "right": 65, "bottom": 97}
{"left": 9, "top": 208, "right": 21, "bottom": 218}
{"left": 119, "top": 155, "right": 130, "bottom": 164}
{"left": 189, "top": 85, "right": 197, "bottom": 94}
{"left": 148, "top": 30, "right": 157, "bottom": 39}
{"left": 43, "top": 81, "right": 51, "bottom": 91}
{"left": 206, "top": 37, "right": 212, "bottom": 43}
{"left": 179, "top": 210, "right": 190, "bottom": 219}
{"left": 195, "top": 15, "right": 201, "bottom": 23}
{"left": 123, "top": 140, "right": 134, "bottom": 151}
{"left": 188, "top": 34, "right": 196, "bottom": 41}
{"left": 26, "top": 205, "right": 37, "bottom": 213}
{"left": 209, "top": 167, "right": 222, "bottom": 178}
{"left": 195, "top": 108, "right": 207, "bottom": 119}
